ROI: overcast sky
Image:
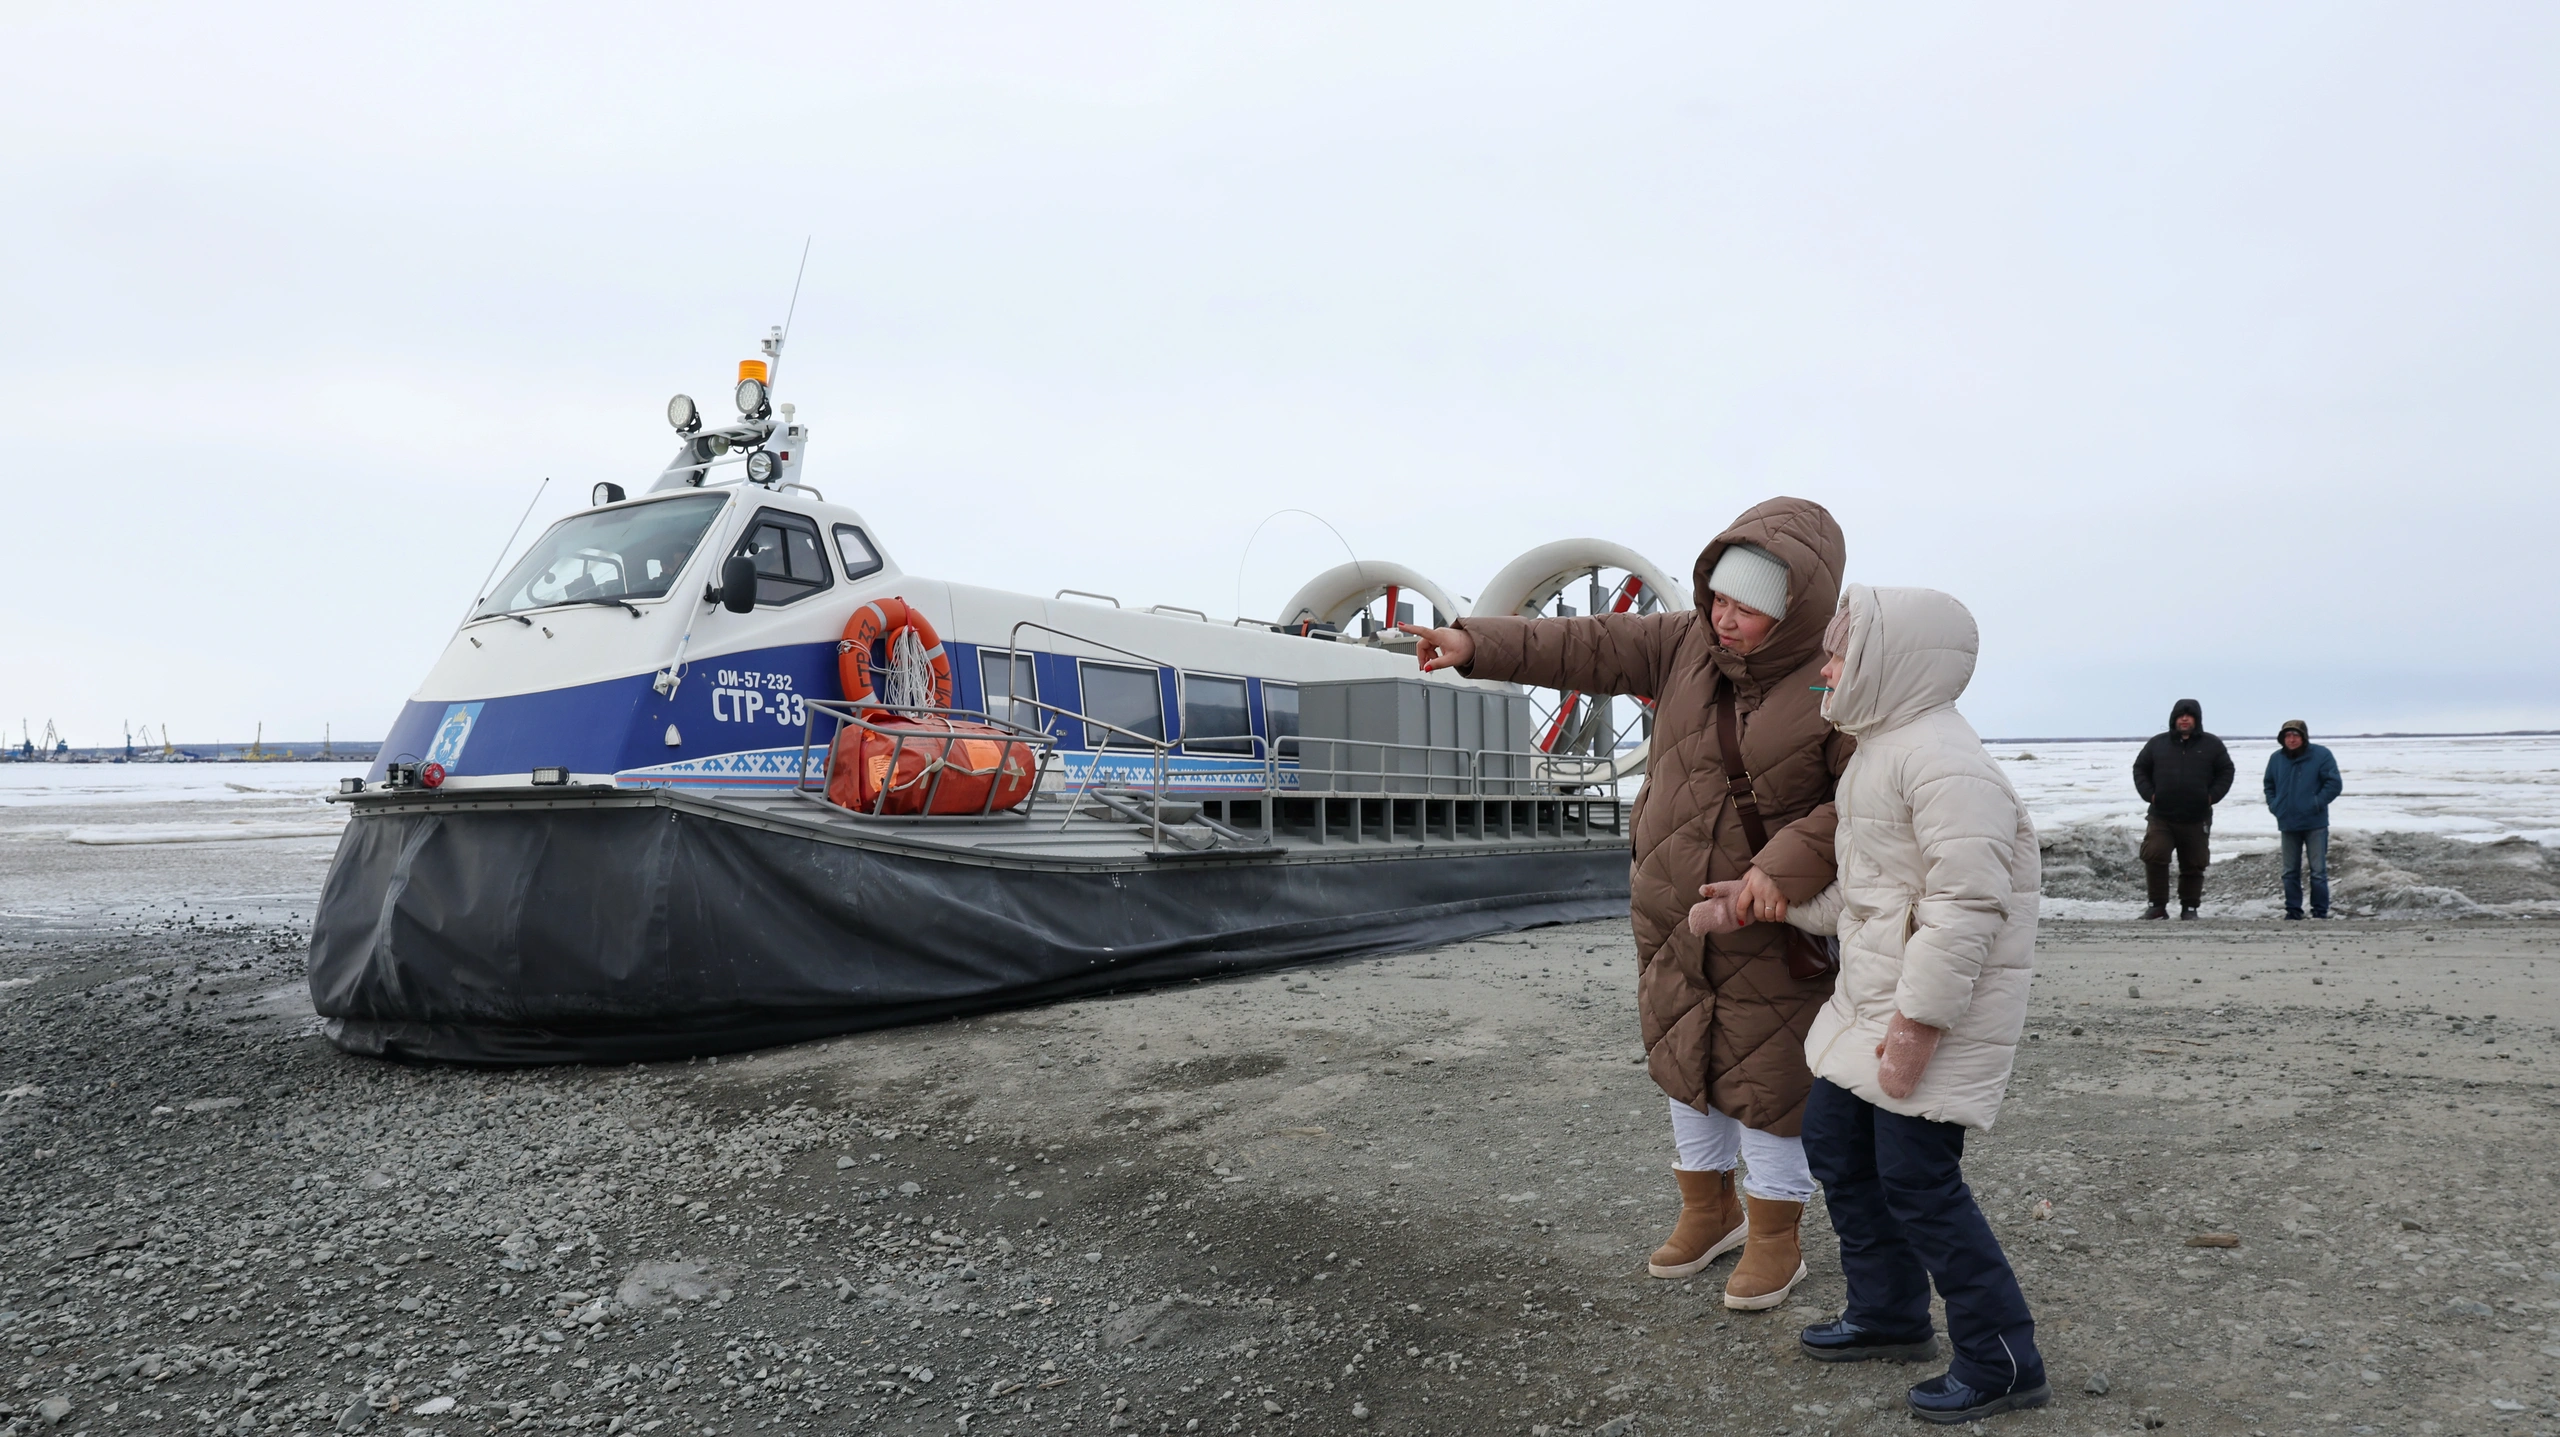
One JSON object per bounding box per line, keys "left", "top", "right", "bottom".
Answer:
{"left": 6, "top": 2, "right": 2556, "bottom": 747}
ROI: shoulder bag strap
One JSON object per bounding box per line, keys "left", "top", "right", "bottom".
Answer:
{"left": 1714, "top": 676, "right": 1770, "bottom": 853}
{"left": 1713, "top": 675, "right": 1838, "bottom": 983}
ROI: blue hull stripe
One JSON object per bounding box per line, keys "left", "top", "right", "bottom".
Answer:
{"left": 374, "top": 641, "right": 843, "bottom": 782}
{"left": 373, "top": 638, "right": 1302, "bottom": 792}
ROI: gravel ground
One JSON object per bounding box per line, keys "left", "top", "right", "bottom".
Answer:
{"left": 5, "top": 814, "right": 2560, "bottom": 1437}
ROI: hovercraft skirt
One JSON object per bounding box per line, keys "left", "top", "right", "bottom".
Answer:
{"left": 309, "top": 788, "right": 1630, "bottom": 1064}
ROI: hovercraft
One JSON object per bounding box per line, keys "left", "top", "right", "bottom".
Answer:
{"left": 310, "top": 329, "right": 1686, "bottom": 1063}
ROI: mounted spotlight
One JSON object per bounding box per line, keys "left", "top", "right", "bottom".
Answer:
{"left": 592, "top": 482, "right": 626, "bottom": 506}
{"left": 667, "top": 394, "right": 700, "bottom": 433}
{"left": 691, "top": 433, "right": 732, "bottom": 463}
{"left": 735, "top": 375, "right": 770, "bottom": 419}
{"left": 743, "top": 449, "right": 779, "bottom": 484}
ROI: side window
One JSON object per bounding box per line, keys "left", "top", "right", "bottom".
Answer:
{"left": 833, "top": 525, "right": 885, "bottom": 581}
{"left": 1080, "top": 662, "right": 1164, "bottom": 749}
{"left": 1262, "top": 682, "right": 1300, "bottom": 752}
{"left": 786, "top": 525, "right": 825, "bottom": 585}
{"left": 978, "top": 649, "right": 1041, "bottom": 731}
{"left": 1183, "top": 674, "right": 1252, "bottom": 754}
{"left": 732, "top": 508, "right": 833, "bottom": 606}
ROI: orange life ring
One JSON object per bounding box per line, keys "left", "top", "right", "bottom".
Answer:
{"left": 836, "top": 597, "right": 953, "bottom": 709}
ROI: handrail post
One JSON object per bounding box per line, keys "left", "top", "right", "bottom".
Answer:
{"left": 796, "top": 705, "right": 817, "bottom": 798}
{"left": 1153, "top": 745, "right": 1167, "bottom": 850}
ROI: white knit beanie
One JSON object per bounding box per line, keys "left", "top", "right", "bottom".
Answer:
{"left": 1707, "top": 542, "right": 1789, "bottom": 621}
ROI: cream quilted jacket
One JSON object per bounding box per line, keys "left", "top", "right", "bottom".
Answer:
{"left": 1800, "top": 584, "right": 2040, "bottom": 1132}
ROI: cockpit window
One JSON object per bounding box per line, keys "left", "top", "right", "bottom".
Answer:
{"left": 472, "top": 492, "right": 727, "bottom": 620}
{"left": 731, "top": 508, "right": 834, "bottom": 606}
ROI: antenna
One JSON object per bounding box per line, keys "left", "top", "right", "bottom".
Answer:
{"left": 1234, "top": 508, "right": 1365, "bottom": 624}
{"left": 463, "top": 477, "right": 552, "bottom": 624}
{"left": 768, "top": 236, "right": 812, "bottom": 386}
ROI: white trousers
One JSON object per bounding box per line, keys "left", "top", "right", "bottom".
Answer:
{"left": 1668, "top": 1097, "right": 1815, "bottom": 1203}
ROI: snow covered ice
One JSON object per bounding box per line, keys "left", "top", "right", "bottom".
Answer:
{"left": 7, "top": 738, "right": 2558, "bottom": 923}
{"left": 1998, "top": 734, "right": 2560, "bottom": 917}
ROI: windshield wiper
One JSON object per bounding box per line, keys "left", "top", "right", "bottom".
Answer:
{"left": 570, "top": 597, "right": 647, "bottom": 618}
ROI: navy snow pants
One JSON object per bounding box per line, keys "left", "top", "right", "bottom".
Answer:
{"left": 1804, "top": 1078, "right": 2043, "bottom": 1393}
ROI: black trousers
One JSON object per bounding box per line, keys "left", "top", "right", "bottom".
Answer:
{"left": 1804, "top": 1078, "right": 2042, "bottom": 1393}
{"left": 2141, "top": 817, "right": 2210, "bottom": 909}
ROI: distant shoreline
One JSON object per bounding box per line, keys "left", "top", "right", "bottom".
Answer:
{"left": 14, "top": 729, "right": 2557, "bottom": 765}
{"left": 7, "top": 743, "right": 381, "bottom": 764}
{"left": 10, "top": 727, "right": 2549, "bottom": 763}
{"left": 1985, "top": 730, "right": 2560, "bottom": 745}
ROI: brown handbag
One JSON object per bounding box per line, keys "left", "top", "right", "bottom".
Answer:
{"left": 1713, "top": 679, "right": 1840, "bottom": 983}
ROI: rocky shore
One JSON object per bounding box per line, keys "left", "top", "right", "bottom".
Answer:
{"left": 6, "top": 896, "right": 2558, "bottom": 1437}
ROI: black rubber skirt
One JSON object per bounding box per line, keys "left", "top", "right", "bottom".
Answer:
{"left": 307, "top": 793, "right": 1630, "bottom": 1064}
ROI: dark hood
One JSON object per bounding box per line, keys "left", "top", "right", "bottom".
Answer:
{"left": 2278, "top": 718, "right": 2310, "bottom": 743}
{"left": 1692, "top": 496, "right": 1846, "bottom": 704}
{"left": 2169, "top": 697, "right": 2204, "bottom": 740}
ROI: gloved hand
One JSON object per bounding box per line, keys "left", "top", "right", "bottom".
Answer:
{"left": 1686, "top": 880, "right": 1746, "bottom": 936}
{"left": 1876, "top": 1012, "right": 1943, "bottom": 1100}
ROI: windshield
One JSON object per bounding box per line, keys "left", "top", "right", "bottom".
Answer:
{"left": 472, "top": 492, "right": 728, "bottom": 619}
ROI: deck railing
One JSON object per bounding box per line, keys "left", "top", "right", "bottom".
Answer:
{"left": 790, "top": 693, "right": 1631, "bottom": 850}
{"left": 790, "top": 616, "right": 1634, "bottom": 848}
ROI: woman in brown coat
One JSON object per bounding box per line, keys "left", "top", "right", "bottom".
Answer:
{"left": 1402, "top": 497, "right": 1850, "bottom": 1310}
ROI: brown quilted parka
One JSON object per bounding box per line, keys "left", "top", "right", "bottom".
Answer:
{"left": 1454, "top": 498, "right": 1851, "bottom": 1134}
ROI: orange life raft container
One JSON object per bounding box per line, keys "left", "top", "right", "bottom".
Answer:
{"left": 826, "top": 716, "right": 1039, "bottom": 816}
{"left": 827, "top": 597, "right": 1036, "bottom": 815}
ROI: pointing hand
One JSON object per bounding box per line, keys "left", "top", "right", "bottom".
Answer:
{"left": 1398, "top": 622, "right": 1474, "bottom": 673}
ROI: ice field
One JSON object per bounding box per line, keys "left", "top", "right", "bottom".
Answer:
{"left": 4, "top": 735, "right": 2554, "bottom": 919}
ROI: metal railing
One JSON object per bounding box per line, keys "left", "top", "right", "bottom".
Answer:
{"left": 790, "top": 697, "right": 1630, "bottom": 849}
{"left": 787, "top": 616, "right": 1638, "bottom": 849}
{"left": 1271, "top": 733, "right": 1633, "bottom": 797}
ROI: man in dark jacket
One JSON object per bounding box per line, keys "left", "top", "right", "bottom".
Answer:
{"left": 2264, "top": 719, "right": 2344, "bottom": 920}
{"left": 2131, "top": 699, "right": 2233, "bottom": 920}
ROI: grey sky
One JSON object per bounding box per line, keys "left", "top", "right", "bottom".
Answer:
{"left": 6, "top": 3, "right": 2555, "bottom": 746}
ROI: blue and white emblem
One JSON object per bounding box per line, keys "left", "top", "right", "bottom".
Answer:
{"left": 425, "top": 703, "right": 485, "bottom": 769}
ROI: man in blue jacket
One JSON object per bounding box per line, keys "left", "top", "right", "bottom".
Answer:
{"left": 2263, "top": 719, "right": 2344, "bottom": 920}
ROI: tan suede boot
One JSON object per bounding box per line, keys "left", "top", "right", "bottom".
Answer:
{"left": 1647, "top": 1168, "right": 1747, "bottom": 1278}
{"left": 1723, "top": 1195, "right": 1809, "bottom": 1310}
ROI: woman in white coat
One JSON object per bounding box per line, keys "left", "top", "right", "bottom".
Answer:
{"left": 1793, "top": 584, "right": 2048, "bottom": 1425}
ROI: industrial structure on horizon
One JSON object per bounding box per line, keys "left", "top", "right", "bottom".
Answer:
{"left": 8, "top": 720, "right": 377, "bottom": 764}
